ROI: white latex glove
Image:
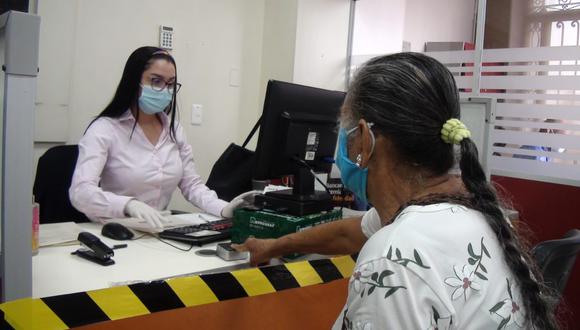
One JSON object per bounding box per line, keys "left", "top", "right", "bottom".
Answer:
{"left": 124, "top": 199, "right": 165, "bottom": 231}
{"left": 221, "top": 190, "right": 262, "bottom": 218}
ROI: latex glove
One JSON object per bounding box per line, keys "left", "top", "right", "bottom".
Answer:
{"left": 220, "top": 190, "right": 262, "bottom": 218}
{"left": 232, "top": 237, "right": 277, "bottom": 266}
{"left": 124, "top": 199, "right": 165, "bottom": 231}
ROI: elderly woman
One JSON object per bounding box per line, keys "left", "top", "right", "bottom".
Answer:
{"left": 236, "top": 52, "right": 557, "bottom": 329}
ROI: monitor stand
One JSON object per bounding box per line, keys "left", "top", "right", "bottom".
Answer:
{"left": 254, "top": 168, "right": 333, "bottom": 216}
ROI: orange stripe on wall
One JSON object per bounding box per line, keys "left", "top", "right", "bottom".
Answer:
{"left": 75, "top": 278, "right": 349, "bottom": 330}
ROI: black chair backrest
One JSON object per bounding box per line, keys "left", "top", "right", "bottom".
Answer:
{"left": 33, "top": 145, "right": 90, "bottom": 223}
{"left": 531, "top": 229, "right": 580, "bottom": 296}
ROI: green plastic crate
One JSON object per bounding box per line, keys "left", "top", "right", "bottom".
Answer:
{"left": 231, "top": 208, "right": 343, "bottom": 258}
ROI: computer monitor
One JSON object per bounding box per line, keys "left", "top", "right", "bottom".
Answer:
{"left": 253, "top": 80, "right": 346, "bottom": 215}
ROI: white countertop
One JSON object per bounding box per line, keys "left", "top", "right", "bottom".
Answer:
{"left": 33, "top": 222, "right": 248, "bottom": 298}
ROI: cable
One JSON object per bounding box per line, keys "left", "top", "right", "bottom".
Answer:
{"left": 313, "top": 173, "right": 332, "bottom": 195}
{"left": 292, "top": 156, "right": 332, "bottom": 194}
{"left": 154, "top": 235, "right": 195, "bottom": 252}
{"left": 130, "top": 233, "right": 148, "bottom": 241}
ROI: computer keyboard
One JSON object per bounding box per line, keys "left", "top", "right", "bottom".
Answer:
{"left": 158, "top": 219, "right": 233, "bottom": 246}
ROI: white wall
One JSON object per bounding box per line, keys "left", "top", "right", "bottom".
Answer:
{"left": 403, "top": 0, "right": 476, "bottom": 52}
{"left": 35, "top": 0, "right": 266, "bottom": 211}
{"left": 33, "top": 0, "right": 350, "bottom": 213}
{"left": 349, "top": 0, "right": 475, "bottom": 73}
{"left": 259, "top": 0, "right": 298, "bottom": 103}
{"left": 249, "top": 0, "right": 300, "bottom": 151}
{"left": 27, "top": 0, "right": 481, "bottom": 215}
{"left": 259, "top": 0, "right": 350, "bottom": 95}
{"left": 35, "top": 0, "right": 74, "bottom": 143}
{"left": 353, "top": 0, "right": 406, "bottom": 56}
{"left": 352, "top": 0, "right": 476, "bottom": 56}
{"left": 293, "top": 0, "right": 350, "bottom": 91}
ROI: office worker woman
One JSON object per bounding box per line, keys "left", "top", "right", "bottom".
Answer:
{"left": 70, "top": 46, "right": 241, "bottom": 230}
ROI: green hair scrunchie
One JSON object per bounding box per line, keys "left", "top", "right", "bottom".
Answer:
{"left": 441, "top": 118, "right": 471, "bottom": 144}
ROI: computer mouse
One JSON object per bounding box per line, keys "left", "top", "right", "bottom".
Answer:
{"left": 101, "top": 222, "right": 134, "bottom": 240}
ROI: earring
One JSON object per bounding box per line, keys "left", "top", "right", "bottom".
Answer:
{"left": 356, "top": 154, "right": 362, "bottom": 167}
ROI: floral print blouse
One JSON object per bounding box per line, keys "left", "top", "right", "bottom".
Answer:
{"left": 333, "top": 203, "right": 525, "bottom": 330}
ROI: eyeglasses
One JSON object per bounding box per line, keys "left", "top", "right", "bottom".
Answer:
{"left": 148, "top": 76, "right": 182, "bottom": 94}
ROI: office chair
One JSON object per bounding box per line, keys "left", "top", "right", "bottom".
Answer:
{"left": 33, "top": 145, "right": 90, "bottom": 223}
{"left": 531, "top": 229, "right": 580, "bottom": 296}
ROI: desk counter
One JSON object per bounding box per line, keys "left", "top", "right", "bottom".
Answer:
{"left": 33, "top": 223, "right": 248, "bottom": 298}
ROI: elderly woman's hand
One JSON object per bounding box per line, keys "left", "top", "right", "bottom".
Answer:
{"left": 232, "top": 237, "right": 278, "bottom": 267}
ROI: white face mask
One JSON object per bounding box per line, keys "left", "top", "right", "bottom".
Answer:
{"left": 138, "top": 85, "right": 172, "bottom": 114}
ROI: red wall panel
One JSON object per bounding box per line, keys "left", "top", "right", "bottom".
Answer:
{"left": 492, "top": 175, "right": 580, "bottom": 326}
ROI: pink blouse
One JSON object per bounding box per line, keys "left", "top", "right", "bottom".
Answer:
{"left": 69, "top": 110, "right": 227, "bottom": 221}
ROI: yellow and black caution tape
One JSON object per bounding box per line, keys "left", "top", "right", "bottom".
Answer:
{"left": 0, "top": 255, "right": 356, "bottom": 329}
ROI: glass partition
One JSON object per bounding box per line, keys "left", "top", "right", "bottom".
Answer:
{"left": 349, "top": 0, "right": 478, "bottom": 81}
{"left": 482, "top": 0, "right": 580, "bottom": 185}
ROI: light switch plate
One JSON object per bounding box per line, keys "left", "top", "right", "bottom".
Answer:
{"left": 229, "top": 68, "right": 240, "bottom": 87}
{"left": 191, "top": 104, "right": 203, "bottom": 125}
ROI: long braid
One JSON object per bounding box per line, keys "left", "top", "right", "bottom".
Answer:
{"left": 459, "top": 138, "right": 559, "bottom": 329}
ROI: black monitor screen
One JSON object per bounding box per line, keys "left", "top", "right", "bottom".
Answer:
{"left": 253, "top": 80, "right": 346, "bottom": 181}
{"left": 1, "top": 1, "right": 29, "bottom": 14}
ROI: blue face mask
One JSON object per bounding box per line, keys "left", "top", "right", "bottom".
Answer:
{"left": 335, "top": 124, "right": 375, "bottom": 205}
{"left": 138, "top": 85, "right": 173, "bottom": 114}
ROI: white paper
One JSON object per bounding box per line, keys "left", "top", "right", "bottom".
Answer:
{"left": 171, "top": 213, "right": 223, "bottom": 224}
{"left": 263, "top": 184, "right": 291, "bottom": 193}
{"left": 39, "top": 222, "right": 83, "bottom": 247}
{"left": 185, "top": 230, "right": 221, "bottom": 237}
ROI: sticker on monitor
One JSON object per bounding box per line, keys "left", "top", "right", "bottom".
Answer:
{"left": 306, "top": 132, "right": 318, "bottom": 146}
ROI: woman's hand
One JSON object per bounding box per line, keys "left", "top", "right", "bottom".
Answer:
{"left": 232, "top": 237, "right": 278, "bottom": 266}
{"left": 220, "top": 190, "right": 262, "bottom": 218}
{"left": 124, "top": 199, "right": 165, "bottom": 231}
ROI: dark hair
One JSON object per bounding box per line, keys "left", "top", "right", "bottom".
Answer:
{"left": 88, "top": 46, "right": 178, "bottom": 140}
{"left": 345, "top": 52, "right": 558, "bottom": 329}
